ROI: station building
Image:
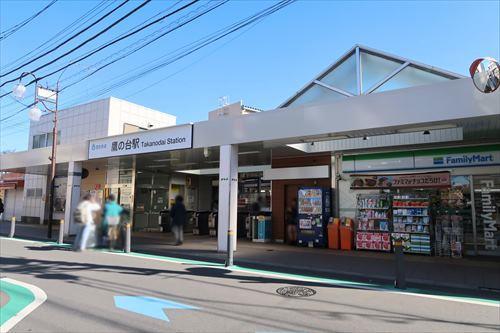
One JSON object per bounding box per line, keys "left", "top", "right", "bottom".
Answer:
{"left": 1, "top": 45, "right": 499, "bottom": 258}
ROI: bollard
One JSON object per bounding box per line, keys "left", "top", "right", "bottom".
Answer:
{"left": 225, "top": 229, "right": 234, "bottom": 267}
{"left": 9, "top": 217, "right": 16, "bottom": 238}
{"left": 394, "top": 240, "right": 406, "bottom": 289}
{"left": 124, "top": 223, "right": 131, "bottom": 253}
{"left": 58, "top": 219, "right": 64, "bottom": 244}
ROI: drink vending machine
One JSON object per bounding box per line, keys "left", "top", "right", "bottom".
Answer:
{"left": 297, "top": 187, "right": 331, "bottom": 247}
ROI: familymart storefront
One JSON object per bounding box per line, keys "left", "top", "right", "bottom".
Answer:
{"left": 340, "top": 144, "right": 500, "bottom": 258}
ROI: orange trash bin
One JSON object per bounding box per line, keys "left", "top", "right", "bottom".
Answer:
{"left": 327, "top": 218, "right": 340, "bottom": 249}
{"left": 340, "top": 218, "right": 354, "bottom": 250}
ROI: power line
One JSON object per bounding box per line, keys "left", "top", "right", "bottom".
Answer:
{"left": 0, "top": 0, "right": 198, "bottom": 92}
{"left": 0, "top": 0, "right": 58, "bottom": 41}
{"left": 1, "top": 0, "right": 112, "bottom": 71}
{"left": 70, "top": 0, "right": 296, "bottom": 102}
{"left": 0, "top": 0, "right": 131, "bottom": 79}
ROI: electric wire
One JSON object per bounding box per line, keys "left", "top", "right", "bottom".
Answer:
{"left": 0, "top": 0, "right": 58, "bottom": 41}
{"left": 1, "top": 0, "right": 112, "bottom": 71}
{"left": 0, "top": 0, "right": 130, "bottom": 78}
{"left": 1, "top": 0, "right": 294, "bottom": 131}
{"left": 0, "top": 0, "right": 198, "bottom": 92}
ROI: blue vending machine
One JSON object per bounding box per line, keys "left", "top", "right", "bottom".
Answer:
{"left": 297, "top": 187, "right": 331, "bottom": 247}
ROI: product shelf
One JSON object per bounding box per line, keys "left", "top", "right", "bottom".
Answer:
{"left": 358, "top": 207, "right": 390, "bottom": 210}
{"left": 393, "top": 206, "right": 429, "bottom": 208}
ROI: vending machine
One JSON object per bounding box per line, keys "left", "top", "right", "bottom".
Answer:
{"left": 297, "top": 187, "right": 331, "bottom": 247}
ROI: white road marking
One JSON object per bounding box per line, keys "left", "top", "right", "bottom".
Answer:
{"left": 0, "top": 278, "right": 47, "bottom": 332}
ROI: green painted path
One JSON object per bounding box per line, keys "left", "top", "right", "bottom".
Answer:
{"left": 0, "top": 278, "right": 47, "bottom": 332}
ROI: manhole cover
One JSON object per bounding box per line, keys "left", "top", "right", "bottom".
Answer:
{"left": 276, "top": 286, "right": 316, "bottom": 297}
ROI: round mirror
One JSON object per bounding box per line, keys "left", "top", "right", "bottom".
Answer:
{"left": 469, "top": 58, "right": 500, "bottom": 93}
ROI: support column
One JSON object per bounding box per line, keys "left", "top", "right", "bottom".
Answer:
{"left": 217, "top": 145, "right": 238, "bottom": 252}
{"left": 64, "top": 161, "right": 82, "bottom": 235}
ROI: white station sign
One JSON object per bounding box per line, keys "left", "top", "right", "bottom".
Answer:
{"left": 88, "top": 124, "right": 192, "bottom": 159}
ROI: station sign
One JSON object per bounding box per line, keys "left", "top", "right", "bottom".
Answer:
{"left": 88, "top": 124, "right": 192, "bottom": 159}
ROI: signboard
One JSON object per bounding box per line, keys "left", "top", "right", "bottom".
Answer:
{"left": 36, "top": 86, "right": 57, "bottom": 102}
{"left": 343, "top": 146, "right": 500, "bottom": 173}
{"left": 415, "top": 151, "right": 500, "bottom": 169}
{"left": 88, "top": 124, "right": 192, "bottom": 159}
{"left": 350, "top": 172, "right": 451, "bottom": 189}
{"left": 473, "top": 175, "right": 499, "bottom": 256}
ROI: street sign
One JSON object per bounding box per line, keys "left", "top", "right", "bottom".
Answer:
{"left": 114, "top": 296, "right": 199, "bottom": 322}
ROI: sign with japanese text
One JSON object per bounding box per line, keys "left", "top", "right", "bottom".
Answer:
{"left": 88, "top": 124, "right": 192, "bottom": 159}
{"left": 350, "top": 172, "right": 451, "bottom": 189}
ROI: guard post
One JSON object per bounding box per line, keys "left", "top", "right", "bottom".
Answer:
{"left": 225, "top": 229, "right": 234, "bottom": 267}
{"left": 57, "top": 219, "right": 64, "bottom": 244}
{"left": 394, "top": 238, "right": 406, "bottom": 289}
{"left": 9, "top": 217, "right": 16, "bottom": 238}
{"left": 124, "top": 222, "right": 131, "bottom": 253}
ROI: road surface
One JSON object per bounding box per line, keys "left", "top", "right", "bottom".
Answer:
{"left": 1, "top": 237, "right": 499, "bottom": 333}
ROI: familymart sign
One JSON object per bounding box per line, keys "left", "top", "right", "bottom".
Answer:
{"left": 88, "top": 124, "right": 192, "bottom": 159}
{"left": 343, "top": 145, "right": 500, "bottom": 172}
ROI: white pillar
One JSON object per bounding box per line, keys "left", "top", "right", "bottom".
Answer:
{"left": 217, "top": 144, "right": 238, "bottom": 252}
{"left": 64, "top": 161, "right": 82, "bottom": 235}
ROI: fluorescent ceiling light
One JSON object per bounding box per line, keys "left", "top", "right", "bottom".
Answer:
{"left": 176, "top": 162, "right": 197, "bottom": 166}
{"left": 397, "top": 124, "right": 457, "bottom": 133}
{"left": 146, "top": 164, "right": 167, "bottom": 168}
{"left": 154, "top": 158, "right": 179, "bottom": 162}
{"left": 205, "top": 160, "right": 220, "bottom": 164}
{"left": 177, "top": 165, "right": 271, "bottom": 175}
{"left": 238, "top": 150, "right": 261, "bottom": 155}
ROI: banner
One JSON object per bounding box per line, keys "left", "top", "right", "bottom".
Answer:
{"left": 350, "top": 172, "right": 451, "bottom": 189}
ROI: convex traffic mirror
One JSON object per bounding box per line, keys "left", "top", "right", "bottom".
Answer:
{"left": 469, "top": 57, "right": 500, "bottom": 93}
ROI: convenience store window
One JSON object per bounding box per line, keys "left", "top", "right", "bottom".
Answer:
{"left": 473, "top": 175, "right": 500, "bottom": 257}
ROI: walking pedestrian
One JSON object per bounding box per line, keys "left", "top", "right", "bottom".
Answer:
{"left": 170, "top": 195, "right": 186, "bottom": 245}
{"left": 286, "top": 199, "right": 298, "bottom": 245}
{"left": 73, "top": 193, "right": 101, "bottom": 251}
{"left": 102, "top": 194, "right": 123, "bottom": 250}
{"left": 0, "top": 198, "right": 4, "bottom": 221}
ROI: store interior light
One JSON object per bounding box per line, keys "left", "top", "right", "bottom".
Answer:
{"left": 238, "top": 150, "right": 261, "bottom": 155}
{"left": 154, "top": 158, "right": 179, "bottom": 162}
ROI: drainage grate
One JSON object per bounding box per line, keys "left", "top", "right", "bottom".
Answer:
{"left": 276, "top": 286, "right": 316, "bottom": 297}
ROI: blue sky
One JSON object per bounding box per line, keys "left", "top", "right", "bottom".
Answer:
{"left": 1, "top": 0, "right": 499, "bottom": 152}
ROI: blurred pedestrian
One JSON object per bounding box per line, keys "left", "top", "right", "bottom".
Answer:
{"left": 102, "top": 194, "right": 123, "bottom": 250}
{"left": 170, "top": 195, "right": 186, "bottom": 245}
{"left": 0, "top": 198, "right": 4, "bottom": 221}
{"left": 73, "top": 193, "right": 101, "bottom": 251}
{"left": 286, "top": 199, "right": 298, "bottom": 244}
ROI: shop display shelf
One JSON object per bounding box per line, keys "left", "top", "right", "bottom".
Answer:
{"left": 357, "top": 217, "right": 389, "bottom": 220}
{"left": 357, "top": 229, "right": 391, "bottom": 232}
{"left": 394, "top": 231, "right": 429, "bottom": 235}
{"left": 358, "top": 207, "right": 390, "bottom": 210}
{"left": 393, "top": 197, "right": 429, "bottom": 200}
{"left": 393, "top": 206, "right": 429, "bottom": 208}
{"left": 393, "top": 214, "right": 428, "bottom": 217}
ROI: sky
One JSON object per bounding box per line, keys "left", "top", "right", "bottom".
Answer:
{"left": 1, "top": 0, "right": 499, "bottom": 152}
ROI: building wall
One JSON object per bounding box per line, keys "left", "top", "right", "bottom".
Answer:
{"left": 270, "top": 154, "right": 331, "bottom": 240}
{"left": 3, "top": 188, "right": 24, "bottom": 221}
{"left": 108, "top": 97, "right": 176, "bottom": 136}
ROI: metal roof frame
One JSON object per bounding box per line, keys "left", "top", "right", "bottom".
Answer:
{"left": 279, "top": 44, "right": 466, "bottom": 108}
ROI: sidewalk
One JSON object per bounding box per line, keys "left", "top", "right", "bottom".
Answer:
{"left": 2, "top": 222, "right": 499, "bottom": 296}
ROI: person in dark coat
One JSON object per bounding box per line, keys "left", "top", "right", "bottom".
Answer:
{"left": 170, "top": 195, "right": 186, "bottom": 245}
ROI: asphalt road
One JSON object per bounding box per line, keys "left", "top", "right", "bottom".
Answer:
{"left": 1, "top": 238, "right": 499, "bottom": 333}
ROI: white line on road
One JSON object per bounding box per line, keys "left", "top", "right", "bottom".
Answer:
{"left": 0, "top": 278, "right": 47, "bottom": 332}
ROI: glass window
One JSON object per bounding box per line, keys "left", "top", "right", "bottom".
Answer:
{"left": 473, "top": 175, "right": 500, "bottom": 257}
{"left": 45, "top": 131, "right": 61, "bottom": 147}
{"left": 318, "top": 54, "right": 357, "bottom": 94}
{"left": 360, "top": 52, "right": 403, "bottom": 93}
{"left": 32, "top": 134, "right": 45, "bottom": 149}
{"left": 288, "top": 83, "right": 346, "bottom": 107}
{"left": 374, "top": 65, "right": 450, "bottom": 93}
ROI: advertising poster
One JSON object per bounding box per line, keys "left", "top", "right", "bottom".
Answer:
{"left": 350, "top": 172, "right": 451, "bottom": 189}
